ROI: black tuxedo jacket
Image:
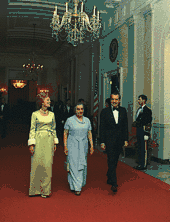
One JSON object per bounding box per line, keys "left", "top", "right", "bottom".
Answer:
{"left": 0, "top": 103, "right": 10, "bottom": 120}
{"left": 100, "top": 106, "right": 128, "bottom": 147}
{"left": 48, "top": 105, "right": 56, "bottom": 113}
{"left": 136, "top": 105, "right": 152, "bottom": 128}
{"left": 63, "top": 105, "right": 74, "bottom": 122}
{"left": 48, "top": 105, "right": 57, "bottom": 119}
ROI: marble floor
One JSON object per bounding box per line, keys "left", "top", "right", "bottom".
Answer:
{"left": 94, "top": 143, "right": 170, "bottom": 186}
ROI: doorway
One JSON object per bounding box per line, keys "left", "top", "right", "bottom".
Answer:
{"left": 111, "top": 73, "right": 120, "bottom": 94}
{"left": 8, "top": 80, "right": 29, "bottom": 123}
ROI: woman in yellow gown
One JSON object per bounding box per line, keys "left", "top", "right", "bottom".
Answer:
{"left": 28, "top": 92, "right": 59, "bottom": 198}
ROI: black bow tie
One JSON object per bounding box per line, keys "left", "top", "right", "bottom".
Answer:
{"left": 112, "top": 107, "right": 119, "bottom": 111}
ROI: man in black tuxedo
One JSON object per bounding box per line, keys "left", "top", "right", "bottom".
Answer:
{"left": 105, "top": 98, "right": 111, "bottom": 108}
{"left": 55, "top": 100, "right": 65, "bottom": 142}
{"left": 48, "top": 100, "right": 55, "bottom": 112}
{"left": 102, "top": 98, "right": 111, "bottom": 154}
{"left": 48, "top": 100, "right": 57, "bottom": 122}
{"left": 0, "top": 97, "right": 9, "bottom": 139}
{"left": 100, "top": 92, "right": 128, "bottom": 193}
{"left": 63, "top": 99, "right": 74, "bottom": 123}
{"left": 133, "top": 95, "right": 152, "bottom": 170}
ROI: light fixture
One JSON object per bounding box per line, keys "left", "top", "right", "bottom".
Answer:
{"left": 0, "top": 88, "right": 7, "bottom": 92}
{"left": 23, "top": 24, "right": 43, "bottom": 76}
{"left": 11, "top": 80, "right": 27, "bottom": 89}
{"left": 50, "top": 0, "right": 102, "bottom": 46}
{"left": 40, "top": 90, "right": 49, "bottom": 93}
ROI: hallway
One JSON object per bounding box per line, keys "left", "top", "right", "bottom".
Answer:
{"left": 0, "top": 122, "right": 169, "bottom": 222}
{"left": 95, "top": 143, "right": 170, "bottom": 186}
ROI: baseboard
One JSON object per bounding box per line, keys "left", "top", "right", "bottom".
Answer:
{"left": 151, "top": 156, "right": 170, "bottom": 164}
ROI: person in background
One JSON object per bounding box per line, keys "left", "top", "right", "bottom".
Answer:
{"left": 100, "top": 92, "right": 128, "bottom": 193}
{"left": 48, "top": 100, "right": 55, "bottom": 112}
{"left": 102, "top": 98, "right": 111, "bottom": 153}
{"left": 55, "top": 100, "right": 65, "bottom": 142}
{"left": 64, "top": 102, "right": 94, "bottom": 196}
{"left": 0, "top": 97, "right": 10, "bottom": 139}
{"left": 132, "top": 94, "right": 152, "bottom": 170}
{"left": 28, "top": 92, "right": 59, "bottom": 198}
{"left": 105, "top": 98, "right": 111, "bottom": 108}
{"left": 63, "top": 99, "right": 74, "bottom": 124}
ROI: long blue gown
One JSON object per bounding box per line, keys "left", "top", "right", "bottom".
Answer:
{"left": 64, "top": 115, "right": 92, "bottom": 192}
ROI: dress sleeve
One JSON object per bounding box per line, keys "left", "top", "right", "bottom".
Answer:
{"left": 88, "top": 118, "right": 92, "bottom": 131}
{"left": 52, "top": 113, "right": 59, "bottom": 144}
{"left": 64, "top": 118, "right": 70, "bottom": 130}
{"left": 28, "top": 112, "right": 36, "bottom": 146}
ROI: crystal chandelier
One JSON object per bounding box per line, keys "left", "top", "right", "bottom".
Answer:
{"left": 23, "top": 24, "right": 43, "bottom": 76}
{"left": 23, "top": 52, "right": 43, "bottom": 74}
{"left": 50, "top": 0, "right": 102, "bottom": 46}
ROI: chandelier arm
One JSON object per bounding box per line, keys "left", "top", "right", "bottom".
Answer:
{"left": 53, "top": 12, "right": 72, "bottom": 32}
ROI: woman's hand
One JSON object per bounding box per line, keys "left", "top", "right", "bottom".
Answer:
{"left": 64, "top": 146, "right": 68, "bottom": 155}
{"left": 90, "top": 145, "right": 94, "bottom": 155}
{"left": 29, "top": 145, "right": 35, "bottom": 155}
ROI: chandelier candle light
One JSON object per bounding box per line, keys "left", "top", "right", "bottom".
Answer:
{"left": 50, "top": 0, "right": 101, "bottom": 46}
{"left": 23, "top": 24, "right": 43, "bottom": 75}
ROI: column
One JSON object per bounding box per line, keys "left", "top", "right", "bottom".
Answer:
{"left": 133, "top": 14, "right": 145, "bottom": 120}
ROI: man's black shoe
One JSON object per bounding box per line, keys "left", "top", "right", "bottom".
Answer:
{"left": 133, "top": 165, "right": 147, "bottom": 170}
{"left": 107, "top": 180, "right": 112, "bottom": 185}
{"left": 111, "top": 186, "right": 117, "bottom": 193}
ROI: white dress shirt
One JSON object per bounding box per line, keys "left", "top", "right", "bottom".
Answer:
{"left": 112, "top": 107, "right": 119, "bottom": 124}
{"left": 1, "top": 104, "right": 4, "bottom": 112}
{"left": 137, "top": 104, "right": 146, "bottom": 117}
{"left": 67, "top": 106, "right": 70, "bottom": 112}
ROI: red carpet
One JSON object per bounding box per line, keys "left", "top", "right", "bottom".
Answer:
{"left": 0, "top": 125, "right": 170, "bottom": 222}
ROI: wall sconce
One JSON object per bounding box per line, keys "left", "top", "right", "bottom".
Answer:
{"left": 40, "top": 90, "right": 49, "bottom": 93}
{"left": 0, "top": 88, "right": 7, "bottom": 92}
{"left": 109, "top": 81, "right": 112, "bottom": 84}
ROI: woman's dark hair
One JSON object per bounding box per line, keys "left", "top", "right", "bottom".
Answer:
{"left": 74, "top": 102, "right": 84, "bottom": 113}
{"left": 138, "top": 94, "right": 147, "bottom": 102}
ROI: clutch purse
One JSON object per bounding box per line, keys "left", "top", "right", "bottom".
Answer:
{"left": 64, "top": 156, "right": 69, "bottom": 172}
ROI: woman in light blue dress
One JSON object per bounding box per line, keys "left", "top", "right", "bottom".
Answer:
{"left": 64, "top": 102, "right": 94, "bottom": 195}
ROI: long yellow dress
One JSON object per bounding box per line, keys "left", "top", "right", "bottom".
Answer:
{"left": 28, "top": 110, "right": 59, "bottom": 196}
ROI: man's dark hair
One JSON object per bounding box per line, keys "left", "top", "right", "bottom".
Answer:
{"left": 138, "top": 94, "right": 147, "bottom": 102}
{"left": 78, "top": 98, "right": 84, "bottom": 102}
{"left": 110, "top": 92, "right": 121, "bottom": 100}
